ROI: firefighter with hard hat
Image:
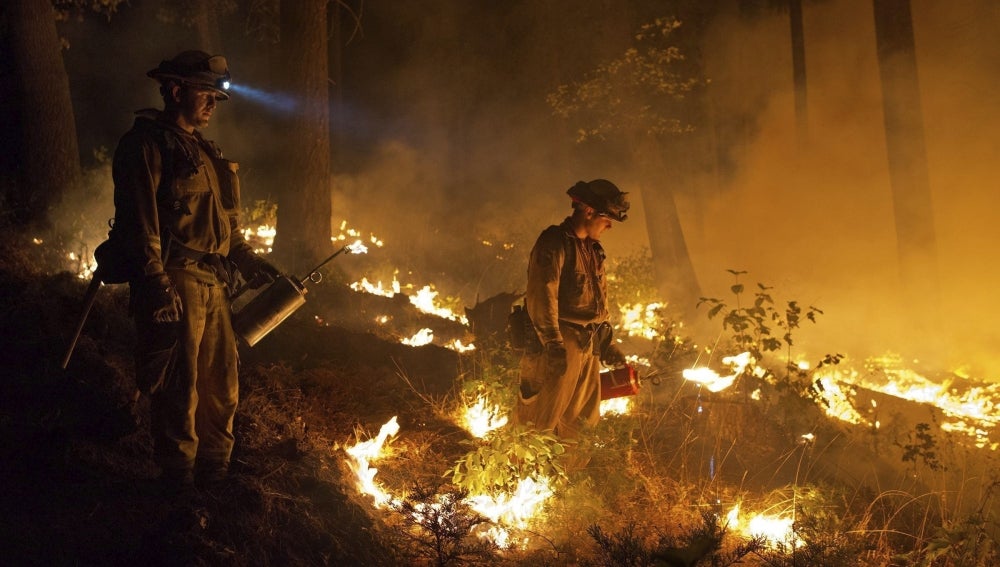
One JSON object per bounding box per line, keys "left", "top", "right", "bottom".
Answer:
{"left": 111, "top": 50, "right": 281, "bottom": 491}
{"left": 514, "top": 179, "right": 629, "bottom": 442}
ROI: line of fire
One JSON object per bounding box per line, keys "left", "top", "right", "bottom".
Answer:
{"left": 3, "top": 1, "right": 999, "bottom": 565}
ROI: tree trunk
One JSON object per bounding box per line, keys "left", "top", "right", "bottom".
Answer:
{"left": 190, "top": 1, "right": 223, "bottom": 54}
{"left": 5, "top": 0, "right": 82, "bottom": 229}
{"left": 872, "top": 0, "right": 940, "bottom": 327}
{"left": 788, "top": 0, "right": 808, "bottom": 144}
{"left": 635, "top": 137, "right": 702, "bottom": 319}
{"left": 272, "top": 0, "right": 332, "bottom": 274}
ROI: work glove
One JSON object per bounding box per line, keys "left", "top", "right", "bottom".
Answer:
{"left": 601, "top": 343, "right": 628, "bottom": 368}
{"left": 143, "top": 273, "right": 183, "bottom": 323}
{"left": 543, "top": 341, "right": 568, "bottom": 379}
{"left": 248, "top": 257, "right": 282, "bottom": 289}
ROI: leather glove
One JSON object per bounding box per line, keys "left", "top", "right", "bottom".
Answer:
{"left": 144, "top": 273, "right": 183, "bottom": 323}
{"left": 543, "top": 341, "right": 568, "bottom": 379}
{"left": 601, "top": 343, "right": 627, "bottom": 367}
{"left": 249, "top": 258, "right": 282, "bottom": 289}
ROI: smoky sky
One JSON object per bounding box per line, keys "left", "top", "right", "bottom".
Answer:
{"left": 53, "top": 0, "right": 1000, "bottom": 377}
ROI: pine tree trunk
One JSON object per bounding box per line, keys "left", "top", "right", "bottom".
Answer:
{"left": 272, "top": 0, "right": 332, "bottom": 274}
{"left": 789, "top": 0, "right": 808, "bottom": 144}
{"left": 872, "top": 0, "right": 941, "bottom": 336}
{"left": 5, "top": 0, "right": 82, "bottom": 229}
{"left": 635, "top": 137, "right": 702, "bottom": 319}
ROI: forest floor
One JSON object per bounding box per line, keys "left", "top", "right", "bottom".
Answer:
{"left": 2, "top": 228, "right": 998, "bottom": 566}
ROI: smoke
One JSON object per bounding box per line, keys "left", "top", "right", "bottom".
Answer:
{"left": 52, "top": 1, "right": 999, "bottom": 377}
{"left": 689, "top": 0, "right": 1000, "bottom": 377}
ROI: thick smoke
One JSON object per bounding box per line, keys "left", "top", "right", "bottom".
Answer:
{"left": 691, "top": 1, "right": 1000, "bottom": 376}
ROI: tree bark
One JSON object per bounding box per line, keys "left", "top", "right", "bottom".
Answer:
{"left": 190, "top": 1, "right": 223, "bottom": 54}
{"left": 635, "top": 137, "right": 702, "bottom": 319}
{"left": 272, "top": 0, "right": 332, "bottom": 274}
{"left": 5, "top": 0, "right": 82, "bottom": 229}
{"left": 788, "top": 0, "right": 808, "bottom": 144}
{"left": 872, "top": 0, "right": 941, "bottom": 339}
{"left": 872, "top": 5, "right": 938, "bottom": 276}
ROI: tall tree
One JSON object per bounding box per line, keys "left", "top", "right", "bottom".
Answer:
{"left": 270, "top": 0, "right": 332, "bottom": 274}
{"left": 156, "top": 0, "right": 237, "bottom": 54}
{"left": 549, "top": 18, "right": 704, "bottom": 316}
{"left": 737, "top": 0, "right": 812, "bottom": 143}
{"left": 788, "top": 0, "right": 807, "bottom": 142}
{"left": 872, "top": 0, "right": 940, "bottom": 321}
{"left": 2, "top": 0, "right": 125, "bottom": 230}
{"left": 4, "top": 0, "right": 82, "bottom": 229}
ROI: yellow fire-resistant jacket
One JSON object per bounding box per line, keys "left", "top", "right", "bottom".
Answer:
{"left": 525, "top": 218, "right": 610, "bottom": 345}
{"left": 111, "top": 110, "right": 260, "bottom": 283}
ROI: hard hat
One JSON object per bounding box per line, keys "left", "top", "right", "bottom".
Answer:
{"left": 567, "top": 179, "right": 629, "bottom": 222}
{"left": 147, "top": 50, "right": 231, "bottom": 100}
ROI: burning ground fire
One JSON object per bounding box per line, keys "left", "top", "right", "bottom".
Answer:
{"left": 813, "top": 353, "right": 1000, "bottom": 449}
{"left": 339, "top": 413, "right": 552, "bottom": 550}
{"left": 58, "top": 217, "right": 1000, "bottom": 555}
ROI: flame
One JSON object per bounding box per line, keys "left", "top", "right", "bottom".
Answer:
{"left": 461, "top": 395, "right": 508, "bottom": 438}
{"left": 401, "top": 328, "right": 434, "bottom": 346}
{"left": 342, "top": 416, "right": 554, "bottom": 550}
{"left": 343, "top": 416, "right": 402, "bottom": 508}
{"left": 600, "top": 397, "right": 632, "bottom": 416}
{"left": 466, "top": 476, "right": 553, "bottom": 548}
{"left": 617, "top": 302, "right": 664, "bottom": 339}
{"left": 409, "top": 285, "right": 469, "bottom": 324}
{"left": 350, "top": 275, "right": 402, "bottom": 297}
{"left": 350, "top": 276, "right": 468, "bottom": 325}
{"left": 242, "top": 224, "right": 276, "bottom": 254}
{"left": 345, "top": 239, "right": 369, "bottom": 255}
{"left": 682, "top": 352, "right": 753, "bottom": 393}
{"left": 334, "top": 219, "right": 384, "bottom": 248}
{"left": 813, "top": 354, "right": 1000, "bottom": 448}
{"left": 726, "top": 504, "right": 801, "bottom": 548}
{"left": 445, "top": 339, "right": 476, "bottom": 353}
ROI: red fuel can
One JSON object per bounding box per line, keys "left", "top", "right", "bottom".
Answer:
{"left": 600, "top": 364, "right": 640, "bottom": 399}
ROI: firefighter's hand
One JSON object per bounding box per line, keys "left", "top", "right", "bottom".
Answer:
{"left": 543, "top": 341, "right": 568, "bottom": 379}
{"left": 249, "top": 258, "right": 282, "bottom": 289}
{"left": 601, "top": 343, "right": 627, "bottom": 368}
{"left": 144, "top": 273, "right": 183, "bottom": 323}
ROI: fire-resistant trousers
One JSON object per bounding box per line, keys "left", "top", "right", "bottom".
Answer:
{"left": 515, "top": 323, "right": 601, "bottom": 439}
{"left": 136, "top": 268, "right": 239, "bottom": 474}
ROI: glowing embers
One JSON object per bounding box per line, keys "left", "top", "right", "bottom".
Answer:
{"left": 683, "top": 352, "right": 754, "bottom": 393}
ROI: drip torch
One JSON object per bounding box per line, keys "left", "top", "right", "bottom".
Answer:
{"left": 232, "top": 240, "right": 368, "bottom": 346}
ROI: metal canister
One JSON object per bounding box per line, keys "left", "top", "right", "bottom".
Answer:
{"left": 232, "top": 275, "right": 308, "bottom": 346}
{"left": 600, "top": 364, "right": 640, "bottom": 399}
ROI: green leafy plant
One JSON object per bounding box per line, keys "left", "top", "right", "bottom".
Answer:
{"left": 448, "top": 424, "right": 566, "bottom": 497}
{"left": 698, "top": 269, "right": 822, "bottom": 383}
{"left": 895, "top": 510, "right": 1000, "bottom": 567}
{"left": 899, "top": 422, "right": 945, "bottom": 473}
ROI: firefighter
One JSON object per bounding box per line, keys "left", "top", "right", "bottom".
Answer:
{"left": 112, "top": 50, "right": 281, "bottom": 490}
{"left": 515, "top": 179, "right": 629, "bottom": 441}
